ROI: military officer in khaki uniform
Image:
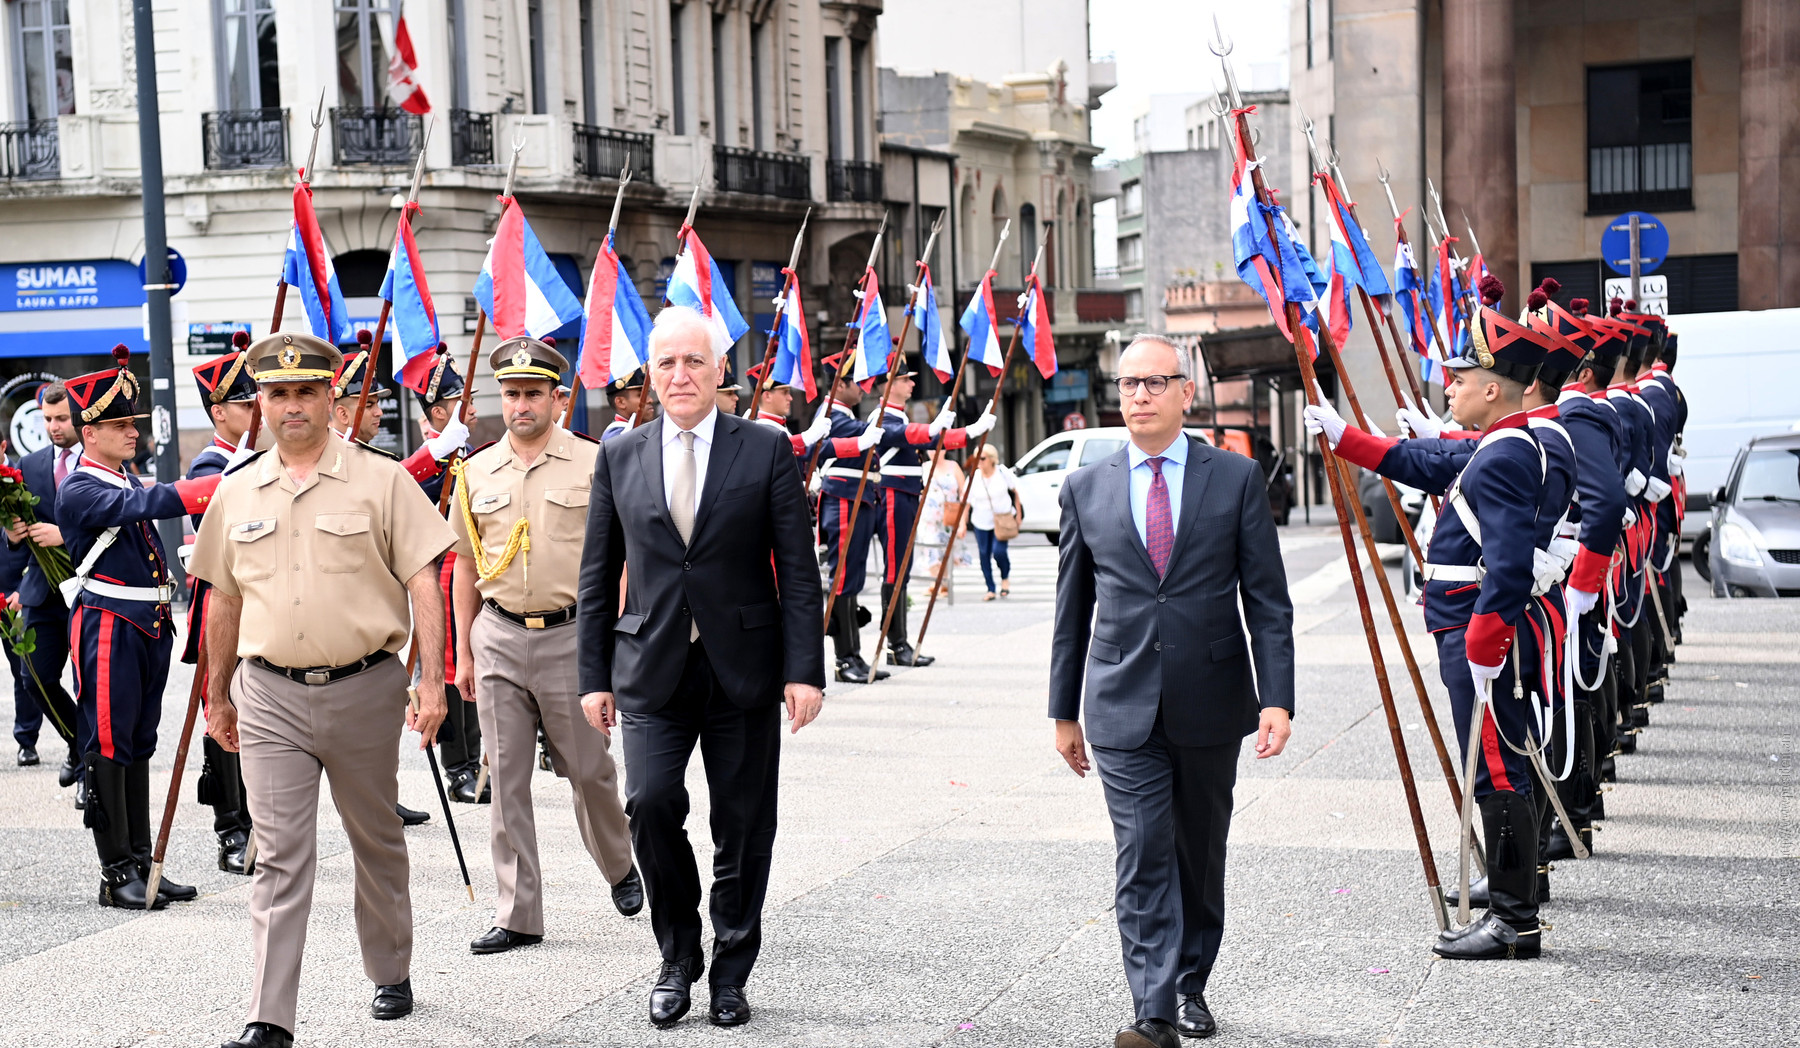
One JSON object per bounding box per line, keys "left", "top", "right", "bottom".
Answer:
{"left": 451, "top": 336, "right": 642, "bottom": 956}
{"left": 189, "top": 332, "right": 457, "bottom": 1048}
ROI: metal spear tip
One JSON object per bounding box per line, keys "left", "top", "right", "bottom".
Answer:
{"left": 1209, "top": 13, "right": 1234, "bottom": 56}
{"left": 1376, "top": 157, "right": 1391, "bottom": 183}
{"left": 311, "top": 89, "right": 326, "bottom": 129}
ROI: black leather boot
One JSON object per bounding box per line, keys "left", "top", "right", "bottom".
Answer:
{"left": 89, "top": 757, "right": 164, "bottom": 911}
{"left": 832, "top": 600, "right": 887, "bottom": 683}
{"left": 1435, "top": 790, "right": 1540, "bottom": 959}
{"left": 219, "top": 829, "right": 251, "bottom": 874}
{"left": 128, "top": 760, "right": 197, "bottom": 902}
{"left": 882, "top": 583, "right": 934, "bottom": 666}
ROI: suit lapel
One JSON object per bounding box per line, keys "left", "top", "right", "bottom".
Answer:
{"left": 689, "top": 413, "right": 742, "bottom": 541}
{"left": 638, "top": 416, "right": 680, "bottom": 540}
{"left": 1163, "top": 437, "right": 1215, "bottom": 572}
{"left": 1109, "top": 450, "right": 1160, "bottom": 578}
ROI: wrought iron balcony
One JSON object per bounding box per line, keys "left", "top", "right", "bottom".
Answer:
{"left": 573, "top": 124, "right": 654, "bottom": 181}
{"left": 331, "top": 106, "right": 424, "bottom": 166}
{"left": 0, "top": 120, "right": 59, "bottom": 180}
{"left": 827, "top": 159, "right": 882, "bottom": 203}
{"left": 714, "top": 145, "right": 810, "bottom": 200}
{"left": 202, "top": 109, "right": 288, "bottom": 170}
{"left": 449, "top": 109, "right": 494, "bottom": 166}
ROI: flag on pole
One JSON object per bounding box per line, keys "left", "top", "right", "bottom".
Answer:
{"left": 472, "top": 197, "right": 584, "bottom": 340}
{"left": 1228, "top": 131, "right": 1291, "bottom": 339}
{"left": 1321, "top": 215, "right": 1357, "bottom": 348}
{"left": 1392, "top": 239, "right": 1441, "bottom": 384}
{"left": 667, "top": 226, "right": 750, "bottom": 360}
{"left": 576, "top": 233, "right": 654, "bottom": 390}
{"left": 1017, "top": 276, "right": 1057, "bottom": 379}
{"left": 1276, "top": 210, "right": 1326, "bottom": 350}
{"left": 385, "top": 4, "right": 430, "bottom": 115}
{"left": 915, "top": 265, "right": 952, "bottom": 381}
{"left": 852, "top": 268, "right": 890, "bottom": 385}
{"left": 769, "top": 271, "right": 815, "bottom": 398}
{"left": 1321, "top": 179, "right": 1392, "bottom": 298}
{"left": 959, "top": 269, "right": 1005, "bottom": 376}
{"left": 378, "top": 201, "right": 440, "bottom": 392}
{"left": 282, "top": 181, "right": 350, "bottom": 344}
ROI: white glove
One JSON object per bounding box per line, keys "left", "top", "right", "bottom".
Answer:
{"left": 963, "top": 407, "right": 997, "bottom": 439}
{"left": 1667, "top": 447, "right": 1685, "bottom": 477}
{"left": 1624, "top": 468, "right": 1647, "bottom": 496}
{"left": 1470, "top": 661, "right": 1505, "bottom": 694}
{"left": 1565, "top": 585, "right": 1600, "bottom": 619}
{"left": 800, "top": 411, "right": 833, "bottom": 448}
{"left": 224, "top": 440, "right": 257, "bottom": 473}
{"left": 928, "top": 404, "right": 957, "bottom": 438}
{"left": 1531, "top": 547, "right": 1566, "bottom": 594}
{"left": 425, "top": 416, "right": 470, "bottom": 459}
{"left": 1644, "top": 476, "right": 1672, "bottom": 503}
{"left": 1396, "top": 404, "right": 1444, "bottom": 439}
{"left": 856, "top": 419, "right": 883, "bottom": 452}
{"left": 1301, "top": 401, "right": 1348, "bottom": 447}
{"left": 1547, "top": 535, "right": 1581, "bottom": 570}
{"left": 1622, "top": 506, "right": 1637, "bottom": 528}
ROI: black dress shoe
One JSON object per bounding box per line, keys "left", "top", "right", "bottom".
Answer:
{"left": 138, "top": 860, "right": 199, "bottom": 902}
{"left": 709, "top": 985, "right": 751, "bottom": 1027}
{"left": 887, "top": 642, "right": 935, "bottom": 667}
{"left": 1115, "top": 1018, "right": 1180, "bottom": 1048}
{"left": 371, "top": 978, "right": 413, "bottom": 1019}
{"left": 470, "top": 926, "right": 543, "bottom": 954}
{"left": 834, "top": 655, "right": 890, "bottom": 684}
{"left": 611, "top": 865, "right": 644, "bottom": 917}
{"left": 18, "top": 744, "right": 39, "bottom": 766}
{"left": 449, "top": 768, "right": 490, "bottom": 804}
{"left": 1444, "top": 875, "right": 1490, "bottom": 909}
{"left": 220, "top": 830, "right": 251, "bottom": 875}
{"left": 221, "top": 1022, "right": 293, "bottom": 1048}
{"left": 59, "top": 751, "right": 81, "bottom": 787}
{"left": 1176, "top": 993, "right": 1216, "bottom": 1038}
{"left": 98, "top": 861, "right": 165, "bottom": 911}
{"left": 649, "top": 957, "right": 703, "bottom": 1028}
{"left": 1432, "top": 912, "right": 1540, "bottom": 960}
{"left": 395, "top": 802, "right": 430, "bottom": 826}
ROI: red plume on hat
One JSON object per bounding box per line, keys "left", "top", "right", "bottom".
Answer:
{"left": 1571, "top": 297, "right": 1590, "bottom": 314}
{"left": 1537, "top": 277, "right": 1561, "bottom": 297}
{"left": 1478, "top": 275, "right": 1506, "bottom": 307}
{"left": 1609, "top": 297, "right": 1624, "bottom": 316}
{"left": 231, "top": 330, "right": 251, "bottom": 350}
{"left": 1526, "top": 289, "right": 1548, "bottom": 311}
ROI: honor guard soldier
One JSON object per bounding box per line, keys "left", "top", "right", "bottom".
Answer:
{"left": 332, "top": 332, "right": 467, "bottom": 502}
{"left": 1307, "top": 300, "right": 1559, "bottom": 960}
{"left": 812, "top": 360, "right": 889, "bottom": 683}
{"left": 715, "top": 367, "right": 744, "bottom": 416}
{"left": 868, "top": 361, "right": 995, "bottom": 667}
{"left": 187, "top": 334, "right": 262, "bottom": 874}
{"left": 745, "top": 361, "right": 832, "bottom": 455}
{"left": 1598, "top": 305, "right": 1658, "bottom": 746}
{"left": 601, "top": 372, "right": 651, "bottom": 440}
{"left": 1623, "top": 311, "right": 1679, "bottom": 697}
{"left": 449, "top": 335, "right": 643, "bottom": 955}
{"left": 59, "top": 346, "right": 228, "bottom": 909}
{"left": 413, "top": 352, "right": 486, "bottom": 803}
{"left": 190, "top": 332, "right": 458, "bottom": 1048}
{"left": 1643, "top": 328, "right": 1688, "bottom": 643}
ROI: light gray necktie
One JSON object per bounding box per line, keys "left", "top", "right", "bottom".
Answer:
{"left": 671, "top": 430, "right": 699, "bottom": 641}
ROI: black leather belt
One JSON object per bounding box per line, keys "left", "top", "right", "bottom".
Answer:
{"left": 484, "top": 598, "right": 576, "bottom": 630}
{"left": 253, "top": 649, "right": 393, "bottom": 686}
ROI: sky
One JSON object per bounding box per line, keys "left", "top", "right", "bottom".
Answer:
{"left": 1088, "top": 1, "right": 1290, "bottom": 160}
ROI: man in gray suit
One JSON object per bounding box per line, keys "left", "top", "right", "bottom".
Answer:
{"left": 1050, "top": 335, "right": 1295, "bottom": 1047}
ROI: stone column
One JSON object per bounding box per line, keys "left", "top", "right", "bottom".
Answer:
{"left": 1441, "top": 0, "right": 1519, "bottom": 305}
{"left": 1739, "top": 0, "right": 1800, "bottom": 309}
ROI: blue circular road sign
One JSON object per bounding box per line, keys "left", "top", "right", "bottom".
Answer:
{"left": 1600, "top": 212, "right": 1668, "bottom": 276}
{"left": 137, "top": 246, "right": 187, "bottom": 296}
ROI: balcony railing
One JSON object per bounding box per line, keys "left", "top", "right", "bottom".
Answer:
{"left": 1075, "top": 289, "right": 1127, "bottom": 323}
{"left": 827, "top": 159, "right": 882, "bottom": 203}
{"left": 1588, "top": 142, "right": 1692, "bottom": 213}
{"left": 0, "top": 120, "right": 59, "bottom": 180}
{"left": 714, "top": 145, "right": 810, "bottom": 200}
{"left": 450, "top": 109, "right": 494, "bottom": 166}
{"left": 573, "top": 124, "right": 654, "bottom": 181}
{"left": 202, "top": 108, "right": 288, "bottom": 170}
{"left": 331, "top": 106, "right": 424, "bottom": 166}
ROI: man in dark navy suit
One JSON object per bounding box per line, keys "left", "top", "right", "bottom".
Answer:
{"left": 4, "top": 382, "right": 84, "bottom": 793}
{"left": 1051, "top": 334, "right": 1294, "bottom": 1048}
{"left": 2, "top": 527, "right": 37, "bottom": 764}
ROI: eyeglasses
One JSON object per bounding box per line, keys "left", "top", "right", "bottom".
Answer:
{"left": 1114, "top": 374, "right": 1187, "bottom": 396}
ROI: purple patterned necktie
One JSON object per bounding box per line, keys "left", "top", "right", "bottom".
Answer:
{"left": 1146, "top": 456, "right": 1173, "bottom": 576}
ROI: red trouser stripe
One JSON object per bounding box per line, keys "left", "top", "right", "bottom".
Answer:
{"left": 884, "top": 495, "right": 898, "bottom": 584}
{"left": 96, "top": 610, "right": 116, "bottom": 761}
{"left": 1480, "top": 706, "right": 1512, "bottom": 792}
{"left": 835, "top": 498, "right": 851, "bottom": 595}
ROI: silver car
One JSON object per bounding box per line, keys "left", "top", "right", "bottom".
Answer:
{"left": 1706, "top": 432, "right": 1800, "bottom": 598}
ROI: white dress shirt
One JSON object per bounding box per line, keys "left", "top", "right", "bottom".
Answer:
{"left": 1127, "top": 433, "right": 1189, "bottom": 547}
{"left": 661, "top": 407, "right": 719, "bottom": 513}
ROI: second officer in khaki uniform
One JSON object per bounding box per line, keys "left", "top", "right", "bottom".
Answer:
{"left": 451, "top": 336, "right": 642, "bottom": 955}
{"left": 190, "top": 332, "right": 457, "bottom": 1048}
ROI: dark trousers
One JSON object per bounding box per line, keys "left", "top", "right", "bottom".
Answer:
{"left": 1436, "top": 627, "right": 1534, "bottom": 800}
{"left": 8, "top": 646, "right": 41, "bottom": 747}
{"left": 819, "top": 494, "right": 875, "bottom": 596}
{"left": 437, "top": 683, "right": 482, "bottom": 774}
{"left": 877, "top": 488, "right": 919, "bottom": 587}
{"left": 621, "top": 641, "right": 781, "bottom": 987}
{"left": 1092, "top": 717, "right": 1238, "bottom": 1024}
{"left": 199, "top": 735, "right": 252, "bottom": 837}
{"left": 974, "top": 528, "right": 1011, "bottom": 592}
{"left": 21, "top": 603, "right": 78, "bottom": 749}
{"left": 70, "top": 604, "right": 171, "bottom": 764}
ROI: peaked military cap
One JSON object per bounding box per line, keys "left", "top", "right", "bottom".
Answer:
{"left": 249, "top": 331, "right": 343, "bottom": 384}
{"left": 491, "top": 335, "right": 567, "bottom": 382}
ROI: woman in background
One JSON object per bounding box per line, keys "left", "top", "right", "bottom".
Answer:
{"left": 966, "top": 445, "right": 1022, "bottom": 600}
{"left": 918, "top": 446, "right": 974, "bottom": 598}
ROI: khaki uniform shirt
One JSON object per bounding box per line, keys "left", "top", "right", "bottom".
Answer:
{"left": 449, "top": 426, "right": 595, "bottom": 614}
{"left": 189, "top": 433, "right": 456, "bottom": 669}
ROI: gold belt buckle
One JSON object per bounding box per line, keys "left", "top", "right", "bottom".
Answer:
{"left": 525, "top": 615, "right": 546, "bottom": 630}
{"left": 304, "top": 669, "right": 331, "bottom": 686}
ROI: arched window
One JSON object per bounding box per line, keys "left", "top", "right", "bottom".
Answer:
{"left": 991, "top": 186, "right": 1011, "bottom": 279}
{"left": 1018, "top": 202, "right": 1037, "bottom": 283}
{"left": 960, "top": 182, "right": 979, "bottom": 278}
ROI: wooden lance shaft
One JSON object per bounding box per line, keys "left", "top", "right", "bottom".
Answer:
{"left": 801, "top": 214, "right": 889, "bottom": 489}
{"left": 744, "top": 210, "right": 812, "bottom": 421}
{"left": 144, "top": 650, "right": 207, "bottom": 907}
{"left": 352, "top": 119, "right": 435, "bottom": 441}
{"left": 1222, "top": 87, "right": 1444, "bottom": 923}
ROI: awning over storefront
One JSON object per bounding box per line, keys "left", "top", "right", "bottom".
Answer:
{"left": 1189, "top": 324, "right": 1336, "bottom": 392}
{"left": 0, "top": 260, "right": 149, "bottom": 358}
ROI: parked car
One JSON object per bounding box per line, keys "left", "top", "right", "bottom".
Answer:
{"left": 1356, "top": 468, "right": 1425, "bottom": 545}
{"left": 1705, "top": 431, "right": 1800, "bottom": 598}
{"left": 1011, "top": 426, "right": 1276, "bottom": 545}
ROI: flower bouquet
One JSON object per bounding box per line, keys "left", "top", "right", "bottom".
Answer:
{"left": 0, "top": 461, "right": 72, "bottom": 588}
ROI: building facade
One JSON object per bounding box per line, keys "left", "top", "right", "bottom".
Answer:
{"left": 0, "top": 0, "right": 884, "bottom": 463}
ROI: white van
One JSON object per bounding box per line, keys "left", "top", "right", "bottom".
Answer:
{"left": 1011, "top": 427, "right": 1251, "bottom": 543}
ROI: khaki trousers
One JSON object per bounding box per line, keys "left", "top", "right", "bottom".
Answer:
{"left": 472, "top": 607, "right": 634, "bottom": 936}
{"left": 233, "top": 656, "right": 412, "bottom": 1034}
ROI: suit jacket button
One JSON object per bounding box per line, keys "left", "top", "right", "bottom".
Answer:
{"left": 1153, "top": 641, "right": 1162, "bottom": 651}
{"left": 683, "top": 561, "right": 692, "bottom": 570}
{"left": 1157, "top": 593, "right": 1167, "bottom": 603}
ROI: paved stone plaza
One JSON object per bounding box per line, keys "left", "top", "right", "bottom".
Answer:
{"left": 0, "top": 527, "right": 1793, "bottom": 1047}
